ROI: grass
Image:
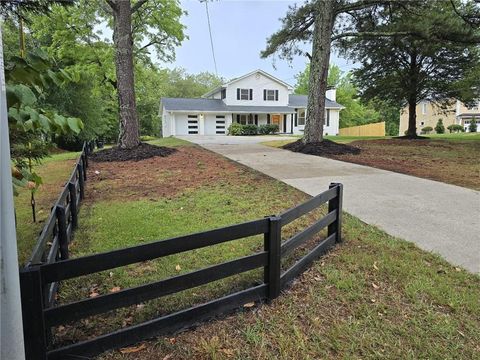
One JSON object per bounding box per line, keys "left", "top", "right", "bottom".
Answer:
{"left": 33, "top": 138, "right": 479, "bottom": 359}
{"left": 14, "top": 151, "right": 81, "bottom": 265}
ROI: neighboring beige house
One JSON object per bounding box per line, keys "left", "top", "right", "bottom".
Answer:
{"left": 399, "top": 99, "right": 480, "bottom": 135}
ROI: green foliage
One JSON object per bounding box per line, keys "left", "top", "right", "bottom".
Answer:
{"left": 258, "top": 124, "right": 279, "bottom": 135}
{"left": 435, "top": 119, "right": 445, "bottom": 134}
{"left": 447, "top": 124, "right": 464, "bottom": 133}
{"left": 228, "top": 123, "right": 244, "bottom": 136}
{"left": 294, "top": 64, "right": 388, "bottom": 129}
{"left": 468, "top": 119, "right": 477, "bottom": 133}
{"left": 338, "top": 1, "right": 480, "bottom": 136}
{"left": 241, "top": 124, "right": 257, "bottom": 136}
{"left": 421, "top": 126, "right": 433, "bottom": 134}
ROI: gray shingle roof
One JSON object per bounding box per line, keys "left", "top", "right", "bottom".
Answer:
{"left": 288, "top": 94, "right": 343, "bottom": 109}
{"left": 161, "top": 95, "right": 344, "bottom": 112}
{"left": 162, "top": 98, "right": 228, "bottom": 112}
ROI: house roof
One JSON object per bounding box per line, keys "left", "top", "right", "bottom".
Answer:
{"left": 202, "top": 69, "right": 293, "bottom": 98}
{"left": 288, "top": 94, "right": 344, "bottom": 109}
{"left": 161, "top": 94, "right": 344, "bottom": 113}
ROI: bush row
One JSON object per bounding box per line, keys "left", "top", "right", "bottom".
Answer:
{"left": 228, "top": 123, "right": 279, "bottom": 136}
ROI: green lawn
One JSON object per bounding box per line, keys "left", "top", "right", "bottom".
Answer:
{"left": 29, "top": 138, "right": 478, "bottom": 359}
{"left": 14, "top": 151, "right": 81, "bottom": 265}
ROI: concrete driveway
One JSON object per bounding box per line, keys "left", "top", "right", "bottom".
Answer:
{"left": 179, "top": 135, "right": 480, "bottom": 273}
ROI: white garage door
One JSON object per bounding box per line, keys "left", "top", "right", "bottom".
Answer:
{"left": 176, "top": 114, "right": 199, "bottom": 135}
{"left": 205, "top": 115, "right": 227, "bottom": 135}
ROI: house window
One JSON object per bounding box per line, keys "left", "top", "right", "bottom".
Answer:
{"left": 422, "top": 102, "right": 427, "bottom": 115}
{"left": 221, "top": 89, "right": 226, "bottom": 99}
{"left": 240, "top": 89, "right": 250, "bottom": 100}
{"left": 264, "top": 89, "right": 278, "bottom": 101}
{"left": 420, "top": 121, "right": 425, "bottom": 126}
{"left": 298, "top": 109, "right": 306, "bottom": 126}
{"left": 325, "top": 110, "right": 330, "bottom": 127}
{"left": 237, "top": 114, "right": 255, "bottom": 124}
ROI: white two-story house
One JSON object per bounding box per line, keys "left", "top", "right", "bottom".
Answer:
{"left": 160, "top": 69, "right": 344, "bottom": 137}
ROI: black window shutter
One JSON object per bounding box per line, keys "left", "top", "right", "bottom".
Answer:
{"left": 290, "top": 115, "right": 293, "bottom": 134}
{"left": 294, "top": 108, "right": 297, "bottom": 126}
{"left": 249, "top": 89, "right": 253, "bottom": 100}
{"left": 263, "top": 89, "right": 266, "bottom": 100}
{"left": 237, "top": 88, "right": 240, "bottom": 100}
{"left": 275, "top": 90, "right": 279, "bottom": 101}
{"left": 283, "top": 114, "right": 287, "bottom": 131}
{"left": 267, "top": 114, "right": 270, "bottom": 124}
{"left": 326, "top": 109, "right": 330, "bottom": 126}
{"left": 255, "top": 114, "right": 258, "bottom": 125}
{"left": 236, "top": 114, "right": 240, "bottom": 123}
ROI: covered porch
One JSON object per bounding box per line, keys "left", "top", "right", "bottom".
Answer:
{"left": 232, "top": 112, "right": 296, "bottom": 133}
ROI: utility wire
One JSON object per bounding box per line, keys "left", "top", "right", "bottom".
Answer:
{"left": 203, "top": 0, "right": 218, "bottom": 76}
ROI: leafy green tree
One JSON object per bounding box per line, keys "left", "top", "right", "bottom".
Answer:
{"left": 102, "top": 0, "right": 185, "bottom": 149}
{"left": 262, "top": 0, "right": 426, "bottom": 144}
{"left": 294, "top": 63, "right": 383, "bottom": 128}
{"left": 435, "top": 119, "right": 445, "bottom": 134}
{"left": 339, "top": 0, "right": 480, "bottom": 138}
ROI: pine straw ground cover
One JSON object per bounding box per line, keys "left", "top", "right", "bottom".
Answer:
{"left": 48, "top": 138, "right": 479, "bottom": 359}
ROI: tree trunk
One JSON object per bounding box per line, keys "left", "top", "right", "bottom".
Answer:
{"left": 406, "top": 50, "right": 419, "bottom": 137}
{"left": 112, "top": 0, "right": 140, "bottom": 149}
{"left": 406, "top": 96, "right": 417, "bottom": 137}
{"left": 303, "top": 0, "right": 336, "bottom": 144}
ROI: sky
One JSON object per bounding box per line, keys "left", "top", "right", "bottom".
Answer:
{"left": 161, "top": 0, "right": 356, "bottom": 85}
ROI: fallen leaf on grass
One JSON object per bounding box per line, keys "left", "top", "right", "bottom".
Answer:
{"left": 243, "top": 302, "right": 255, "bottom": 308}
{"left": 221, "top": 348, "right": 235, "bottom": 356}
{"left": 120, "top": 343, "right": 146, "bottom": 354}
{"left": 373, "top": 263, "right": 379, "bottom": 271}
{"left": 168, "top": 337, "right": 176, "bottom": 344}
{"left": 89, "top": 291, "right": 99, "bottom": 298}
{"left": 163, "top": 355, "right": 173, "bottom": 360}
{"left": 110, "top": 286, "right": 121, "bottom": 293}
{"left": 175, "top": 264, "right": 181, "bottom": 272}
{"left": 372, "top": 282, "right": 380, "bottom": 290}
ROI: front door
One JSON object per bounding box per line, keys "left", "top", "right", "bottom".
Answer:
{"left": 271, "top": 114, "right": 281, "bottom": 132}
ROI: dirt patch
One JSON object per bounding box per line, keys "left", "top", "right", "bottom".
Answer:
{"left": 87, "top": 146, "right": 242, "bottom": 202}
{"left": 90, "top": 143, "right": 177, "bottom": 162}
{"left": 283, "top": 139, "right": 361, "bottom": 155}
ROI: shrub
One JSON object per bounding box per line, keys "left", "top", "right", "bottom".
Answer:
{"left": 435, "top": 119, "right": 445, "bottom": 134}
{"left": 421, "top": 126, "right": 433, "bottom": 134}
{"left": 447, "top": 124, "right": 464, "bottom": 133}
{"left": 469, "top": 119, "right": 477, "bottom": 133}
{"left": 258, "top": 124, "right": 279, "bottom": 135}
{"left": 241, "top": 124, "right": 258, "bottom": 135}
{"left": 228, "top": 123, "right": 244, "bottom": 136}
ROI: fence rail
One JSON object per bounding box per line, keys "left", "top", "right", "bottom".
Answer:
{"left": 20, "top": 182, "right": 343, "bottom": 360}
{"left": 24, "top": 142, "right": 91, "bottom": 309}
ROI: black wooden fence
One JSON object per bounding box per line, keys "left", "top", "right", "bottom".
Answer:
{"left": 20, "top": 182, "right": 343, "bottom": 360}
{"left": 25, "top": 142, "right": 91, "bottom": 308}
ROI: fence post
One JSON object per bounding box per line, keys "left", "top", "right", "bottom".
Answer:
{"left": 78, "top": 163, "right": 85, "bottom": 200}
{"left": 68, "top": 182, "right": 78, "bottom": 230}
{"left": 20, "top": 266, "right": 48, "bottom": 360}
{"left": 328, "top": 183, "right": 343, "bottom": 243}
{"left": 56, "top": 205, "right": 69, "bottom": 260}
{"left": 265, "top": 216, "right": 282, "bottom": 301}
{"left": 81, "top": 153, "right": 87, "bottom": 180}
{"left": 83, "top": 144, "right": 89, "bottom": 169}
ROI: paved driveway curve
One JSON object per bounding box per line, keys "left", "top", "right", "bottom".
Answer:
{"left": 179, "top": 135, "right": 480, "bottom": 273}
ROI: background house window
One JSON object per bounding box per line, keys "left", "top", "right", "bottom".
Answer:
{"left": 420, "top": 121, "right": 425, "bottom": 126}
{"left": 422, "top": 102, "right": 427, "bottom": 115}
{"left": 221, "top": 89, "right": 226, "bottom": 99}
{"left": 298, "top": 109, "right": 306, "bottom": 125}
{"left": 325, "top": 109, "right": 330, "bottom": 127}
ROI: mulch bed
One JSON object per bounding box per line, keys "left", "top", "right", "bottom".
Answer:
{"left": 90, "top": 143, "right": 177, "bottom": 162}
{"left": 283, "top": 139, "right": 361, "bottom": 155}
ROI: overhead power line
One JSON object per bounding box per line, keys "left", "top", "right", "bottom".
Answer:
{"left": 202, "top": 0, "right": 218, "bottom": 75}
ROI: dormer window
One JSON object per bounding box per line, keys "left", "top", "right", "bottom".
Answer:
{"left": 221, "top": 89, "right": 226, "bottom": 99}
{"left": 264, "top": 89, "right": 279, "bottom": 101}
{"left": 237, "top": 88, "right": 252, "bottom": 100}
